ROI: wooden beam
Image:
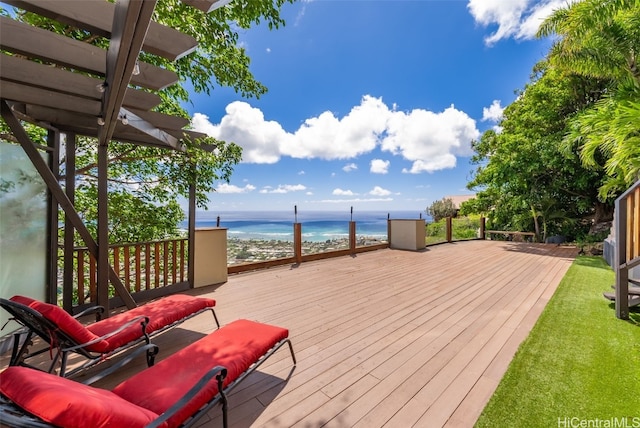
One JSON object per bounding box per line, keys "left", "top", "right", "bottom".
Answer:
{"left": 4, "top": 0, "right": 197, "bottom": 61}
{"left": 99, "top": 0, "right": 158, "bottom": 146}
{"left": 0, "top": 17, "right": 178, "bottom": 90}
{"left": 0, "top": 54, "right": 161, "bottom": 111}
{"left": 0, "top": 100, "right": 137, "bottom": 310}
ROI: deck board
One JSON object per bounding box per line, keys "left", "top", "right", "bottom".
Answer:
{"left": 4, "top": 240, "right": 577, "bottom": 427}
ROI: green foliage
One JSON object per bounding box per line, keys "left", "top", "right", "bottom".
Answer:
{"left": 476, "top": 256, "right": 640, "bottom": 426}
{"left": 452, "top": 215, "right": 481, "bottom": 240}
{"left": 539, "top": 0, "right": 640, "bottom": 196}
{"left": 467, "top": 62, "right": 612, "bottom": 242}
{"left": 425, "top": 216, "right": 480, "bottom": 244}
{"left": 426, "top": 198, "right": 457, "bottom": 222}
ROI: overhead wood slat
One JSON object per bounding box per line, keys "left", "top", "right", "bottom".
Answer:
{"left": 0, "top": 54, "right": 161, "bottom": 111}
{"left": 20, "top": 104, "right": 186, "bottom": 150}
{"left": 181, "top": 0, "right": 232, "bottom": 13}
{"left": 1, "top": 80, "right": 101, "bottom": 116}
{"left": 126, "top": 108, "right": 191, "bottom": 131}
{"left": 4, "top": 0, "right": 198, "bottom": 61}
{"left": 0, "top": 17, "right": 178, "bottom": 91}
{"left": 118, "top": 108, "right": 181, "bottom": 150}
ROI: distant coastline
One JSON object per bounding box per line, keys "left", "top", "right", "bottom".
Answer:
{"left": 187, "top": 210, "right": 424, "bottom": 264}
{"left": 189, "top": 210, "right": 429, "bottom": 242}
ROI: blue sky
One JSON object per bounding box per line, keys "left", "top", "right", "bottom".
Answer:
{"left": 185, "top": 0, "right": 562, "bottom": 213}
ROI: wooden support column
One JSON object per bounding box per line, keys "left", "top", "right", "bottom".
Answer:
{"left": 63, "top": 132, "right": 76, "bottom": 312}
{"left": 615, "top": 196, "right": 629, "bottom": 320}
{"left": 446, "top": 217, "right": 453, "bottom": 243}
{"left": 480, "top": 217, "right": 486, "bottom": 240}
{"left": 96, "top": 143, "right": 110, "bottom": 316}
{"left": 46, "top": 129, "right": 60, "bottom": 305}
{"left": 187, "top": 181, "right": 196, "bottom": 287}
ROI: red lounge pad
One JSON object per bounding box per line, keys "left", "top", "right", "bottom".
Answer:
{"left": 0, "top": 367, "right": 166, "bottom": 428}
{"left": 112, "top": 319, "right": 289, "bottom": 428}
{"left": 87, "top": 294, "right": 215, "bottom": 350}
{"left": 11, "top": 296, "right": 110, "bottom": 353}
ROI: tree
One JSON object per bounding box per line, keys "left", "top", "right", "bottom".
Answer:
{"left": 466, "top": 62, "right": 612, "bottom": 242}
{"left": 538, "top": 0, "right": 640, "bottom": 198}
{"left": 0, "top": 0, "right": 295, "bottom": 244}
{"left": 427, "top": 198, "right": 457, "bottom": 222}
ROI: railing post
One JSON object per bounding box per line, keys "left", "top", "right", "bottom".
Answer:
{"left": 349, "top": 221, "right": 356, "bottom": 254}
{"left": 387, "top": 213, "right": 391, "bottom": 245}
{"left": 446, "top": 217, "right": 453, "bottom": 243}
{"left": 480, "top": 217, "right": 486, "bottom": 240}
{"left": 294, "top": 223, "right": 302, "bottom": 264}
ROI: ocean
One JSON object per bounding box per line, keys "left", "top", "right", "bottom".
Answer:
{"left": 190, "top": 210, "right": 430, "bottom": 242}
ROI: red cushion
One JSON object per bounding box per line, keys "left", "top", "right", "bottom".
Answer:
{"left": 9, "top": 295, "right": 37, "bottom": 306}
{"left": 87, "top": 294, "right": 215, "bottom": 350}
{"left": 0, "top": 367, "right": 166, "bottom": 428}
{"left": 112, "top": 319, "right": 289, "bottom": 428}
{"left": 10, "top": 296, "right": 110, "bottom": 353}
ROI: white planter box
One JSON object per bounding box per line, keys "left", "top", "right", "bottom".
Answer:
{"left": 389, "top": 219, "right": 426, "bottom": 251}
{"left": 194, "top": 228, "right": 228, "bottom": 287}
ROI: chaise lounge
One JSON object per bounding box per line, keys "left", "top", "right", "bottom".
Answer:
{"left": 0, "top": 319, "right": 296, "bottom": 428}
{"left": 0, "top": 294, "right": 219, "bottom": 377}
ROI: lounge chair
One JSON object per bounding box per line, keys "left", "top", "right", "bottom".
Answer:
{"left": 0, "top": 294, "right": 219, "bottom": 377}
{"left": 0, "top": 319, "right": 296, "bottom": 428}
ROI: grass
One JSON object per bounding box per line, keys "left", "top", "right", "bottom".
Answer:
{"left": 475, "top": 256, "right": 640, "bottom": 427}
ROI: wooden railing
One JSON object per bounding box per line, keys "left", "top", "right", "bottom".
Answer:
{"left": 64, "top": 216, "right": 490, "bottom": 307}
{"left": 484, "top": 230, "right": 536, "bottom": 242}
{"left": 614, "top": 179, "right": 640, "bottom": 319}
{"left": 67, "top": 238, "right": 188, "bottom": 306}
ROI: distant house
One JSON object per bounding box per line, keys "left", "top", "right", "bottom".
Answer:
{"left": 445, "top": 195, "right": 476, "bottom": 213}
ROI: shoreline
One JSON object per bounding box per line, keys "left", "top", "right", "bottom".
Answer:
{"left": 227, "top": 236, "right": 387, "bottom": 265}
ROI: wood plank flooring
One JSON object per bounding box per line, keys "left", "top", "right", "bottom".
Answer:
{"left": 7, "top": 240, "right": 578, "bottom": 427}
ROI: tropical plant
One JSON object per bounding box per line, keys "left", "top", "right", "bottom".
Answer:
{"left": 538, "top": 0, "right": 640, "bottom": 198}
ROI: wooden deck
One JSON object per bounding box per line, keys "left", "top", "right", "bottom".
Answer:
{"left": 11, "top": 240, "right": 578, "bottom": 427}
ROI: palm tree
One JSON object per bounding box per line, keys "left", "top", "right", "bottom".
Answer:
{"left": 537, "top": 0, "right": 640, "bottom": 86}
{"left": 538, "top": 0, "right": 640, "bottom": 197}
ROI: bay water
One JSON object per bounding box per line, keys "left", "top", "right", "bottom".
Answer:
{"left": 191, "top": 210, "right": 430, "bottom": 242}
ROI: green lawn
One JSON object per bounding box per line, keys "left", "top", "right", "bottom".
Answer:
{"left": 476, "top": 256, "right": 640, "bottom": 427}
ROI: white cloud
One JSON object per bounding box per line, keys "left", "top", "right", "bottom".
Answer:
{"left": 467, "top": 0, "right": 570, "bottom": 46}
{"left": 266, "top": 47, "right": 271, "bottom": 53}
{"left": 298, "top": 170, "right": 305, "bottom": 175}
{"left": 215, "top": 183, "right": 256, "bottom": 194}
{"left": 260, "top": 184, "right": 307, "bottom": 194}
{"left": 333, "top": 188, "right": 356, "bottom": 196}
{"left": 192, "top": 95, "right": 479, "bottom": 174}
{"left": 370, "top": 186, "right": 391, "bottom": 196}
{"left": 306, "top": 191, "right": 313, "bottom": 195}
{"left": 370, "top": 159, "right": 390, "bottom": 174}
{"left": 343, "top": 163, "right": 358, "bottom": 172}
{"left": 314, "top": 197, "right": 393, "bottom": 204}
{"left": 382, "top": 104, "right": 479, "bottom": 173}
{"left": 482, "top": 100, "right": 504, "bottom": 122}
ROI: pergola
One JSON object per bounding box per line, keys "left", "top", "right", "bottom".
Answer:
{"left": 0, "top": 0, "right": 230, "bottom": 316}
